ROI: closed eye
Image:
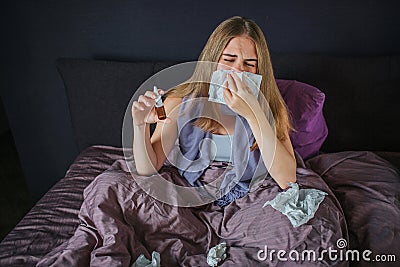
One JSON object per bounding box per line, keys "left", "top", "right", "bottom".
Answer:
{"left": 224, "top": 59, "right": 255, "bottom": 66}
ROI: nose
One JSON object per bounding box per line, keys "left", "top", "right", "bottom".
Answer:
{"left": 232, "top": 61, "right": 245, "bottom": 72}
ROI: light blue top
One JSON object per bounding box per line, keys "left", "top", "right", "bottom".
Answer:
{"left": 177, "top": 96, "right": 269, "bottom": 207}
{"left": 210, "top": 133, "right": 233, "bottom": 162}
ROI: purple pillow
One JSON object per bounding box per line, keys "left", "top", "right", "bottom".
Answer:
{"left": 276, "top": 79, "right": 328, "bottom": 159}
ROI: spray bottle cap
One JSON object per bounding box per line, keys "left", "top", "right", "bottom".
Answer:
{"left": 153, "top": 86, "right": 163, "bottom": 107}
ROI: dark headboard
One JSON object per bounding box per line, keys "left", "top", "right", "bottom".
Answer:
{"left": 56, "top": 54, "right": 400, "bottom": 153}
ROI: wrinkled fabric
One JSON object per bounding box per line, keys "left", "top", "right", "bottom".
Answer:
{"left": 3, "top": 146, "right": 399, "bottom": 267}
{"left": 35, "top": 155, "right": 348, "bottom": 266}
{"left": 306, "top": 151, "right": 400, "bottom": 263}
{"left": 263, "top": 182, "right": 327, "bottom": 227}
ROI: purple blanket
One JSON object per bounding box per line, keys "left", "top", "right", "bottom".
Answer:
{"left": 0, "top": 146, "right": 399, "bottom": 266}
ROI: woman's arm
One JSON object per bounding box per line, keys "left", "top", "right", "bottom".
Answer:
{"left": 132, "top": 91, "right": 182, "bottom": 176}
{"left": 223, "top": 72, "right": 296, "bottom": 189}
{"left": 246, "top": 107, "right": 296, "bottom": 189}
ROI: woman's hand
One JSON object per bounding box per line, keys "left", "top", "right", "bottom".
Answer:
{"left": 131, "top": 89, "right": 171, "bottom": 126}
{"left": 223, "top": 72, "right": 261, "bottom": 121}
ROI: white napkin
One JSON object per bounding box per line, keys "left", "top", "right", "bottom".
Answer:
{"left": 208, "top": 70, "right": 262, "bottom": 105}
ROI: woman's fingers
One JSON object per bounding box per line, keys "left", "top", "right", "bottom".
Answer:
{"left": 223, "top": 88, "right": 232, "bottom": 105}
{"left": 144, "top": 90, "right": 157, "bottom": 99}
{"left": 226, "top": 73, "right": 238, "bottom": 93}
{"left": 132, "top": 101, "right": 146, "bottom": 111}
{"left": 223, "top": 80, "right": 233, "bottom": 102}
{"left": 144, "top": 110, "right": 172, "bottom": 124}
{"left": 229, "top": 72, "right": 251, "bottom": 94}
{"left": 162, "top": 117, "right": 172, "bottom": 124}
{"left": 132, "top": 89, "right": 170, "bottom": 126}
{"left": 138, "top": 95, "right": 155, "bottom": 107}
{"left": 157, "top": 89, "right": 165, "bottom": 95}
{"left": 140, "top": 88, "right": 166, "bottom": 105}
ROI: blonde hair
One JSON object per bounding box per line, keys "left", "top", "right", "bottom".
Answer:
{"left": 167, "top": 16, "right": 292, "bottom": 149}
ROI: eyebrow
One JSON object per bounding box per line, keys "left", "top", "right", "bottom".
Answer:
{"left": 222, "top": 53, "right": 258, "bottom": 62}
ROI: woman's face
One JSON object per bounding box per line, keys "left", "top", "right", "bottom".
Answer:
{"left": 217, "top": 35, "right": 258, "bottom": 74}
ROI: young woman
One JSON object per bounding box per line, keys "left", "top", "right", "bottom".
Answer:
{"left": 38, "top": 17, "right": 345, "bottom": 267}
{"left": 132, "top": 16, "right": 296, "bottom": 206}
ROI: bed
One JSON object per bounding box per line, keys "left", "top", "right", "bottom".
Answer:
{"left": 0, "top": 55, "right": 399, "bottom": 266}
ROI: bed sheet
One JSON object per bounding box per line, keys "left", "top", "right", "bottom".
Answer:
{"left": 0, "top": 146, "right": 398, "bottom": 266}
{"left": 0, "top": 146, "right": 124, "bottom": 266}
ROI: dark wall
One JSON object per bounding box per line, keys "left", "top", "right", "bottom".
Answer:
{"left": 2, "top": 0, "right": 400, "bottom": 202}
{"left": 0, "top": 98, "right": 10, "bottom": 136}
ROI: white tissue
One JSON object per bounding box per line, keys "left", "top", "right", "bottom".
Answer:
{"left": 208, "top": 70, "right": 262, "bottom": 105}
{"left": 262, "top": 182, "right": 327, "bottom": 228}
{"left": 131, "top": 251, "right": 160, "bottom": 267}
{"left": 207, "top": 242, "right": 227, "bottom": 266}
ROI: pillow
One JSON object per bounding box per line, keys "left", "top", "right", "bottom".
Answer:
{"left": 276, "top": 79, "right": 328, "bottom": 159}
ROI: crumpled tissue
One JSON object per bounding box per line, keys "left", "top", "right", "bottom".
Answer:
{"left": 263, "top": 182, "right": 327, "bottom": 227}
{"left": 131, "top": 251, "right": 160, "bottom": 267}
{"left": 207, "top": 242, "right": 227, "bottom": 266}
{"left": 208, "top": 69, "right": 262, "bottom": 105}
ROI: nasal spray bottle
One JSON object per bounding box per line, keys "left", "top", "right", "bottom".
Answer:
{"left": 153, "top": 86, "right": 166, "bottom": 120}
